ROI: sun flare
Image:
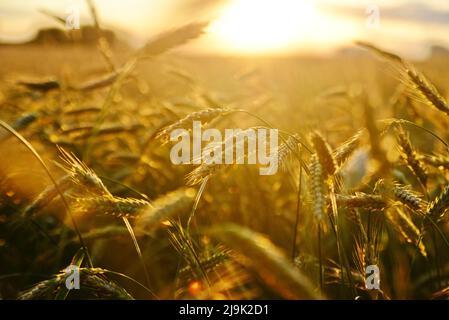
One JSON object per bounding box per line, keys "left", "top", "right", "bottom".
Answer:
{"left": 209, "top": 0, "right": 320, "bottom": 53}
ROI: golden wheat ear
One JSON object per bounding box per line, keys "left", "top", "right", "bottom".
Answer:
{"left": 333, "top": 130, "right": 363, "bottom": 168}
{"left": 309, "top": 154, "right": 326, "bottom": 221}
{"left": 139, "top": 22, "right": 209, "bottom": 58}
{"left": 134, "top": 187, "right": 196, "bottom": 235}
{"left": 355, "top": 41, "right": 404, "bottom": 64}
{"left": 18, "top": 268, "right": 135, "bottom": 300}
{"left": 311, "top": 131, "right": 337, "bottom": 177}
{"left": 55, "top": 146, "right": 110, "bottom": 196}
{"left": 276, "top": 133, "right": 301, "bottom": 171}
{"left": 394, "top": 126, "right": 428, "bottom": 187}
{"left": 155, "top": 107, "right": 230, "bottom": 142}
{"left": 426, "top": 185, "right": 449, "bottom": 224}
{"left": 336, "top": 192, "right": 386, "bottom": 211}
{"left": 420, "top": 153, "right": 449, "bottom": 171}
{"left": 357, "top": 41, "right": 449, "bottom": 117}
{"left": 206, "top": 223, "right": 323, "bottom": 300}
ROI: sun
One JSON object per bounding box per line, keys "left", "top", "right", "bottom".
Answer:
{"left": 208, "top": 0, "right": 320, "bottom": 53}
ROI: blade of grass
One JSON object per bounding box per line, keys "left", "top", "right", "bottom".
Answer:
{"left": 122, "top": 217, "right": 152, "bottom": 291}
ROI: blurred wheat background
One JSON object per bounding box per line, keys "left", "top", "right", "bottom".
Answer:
{"left": 0, "top": 0, "right": 449, "bottom": 300}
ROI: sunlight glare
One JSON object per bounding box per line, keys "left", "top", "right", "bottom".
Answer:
{"left": 209, "top": 0, "right": 319, "bottom": 53}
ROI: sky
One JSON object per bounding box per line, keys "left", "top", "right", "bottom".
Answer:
{"left": 0, "top": 0, "right": 448, "bottom": 58}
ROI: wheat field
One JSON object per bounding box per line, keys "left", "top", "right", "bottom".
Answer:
{"left": 1, "top": 2, "right": 449, "bottom": 301}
